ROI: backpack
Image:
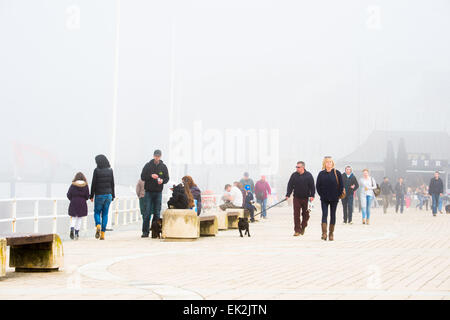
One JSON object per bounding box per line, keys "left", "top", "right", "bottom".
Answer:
{"left": 167, "top": 184, "right": 189, "bottom": 209}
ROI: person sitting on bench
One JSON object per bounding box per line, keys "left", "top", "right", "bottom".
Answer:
{"left": 219, "top": 183, "right": 243, "bottom": 211}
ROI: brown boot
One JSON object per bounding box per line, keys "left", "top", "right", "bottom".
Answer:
{"left": 321, "top": 223, "right": 327, "bottom": 240}
{"left": 329, "top": 224, "right": 335, "bottom": 241}
{"left": 100, "top": 231, "right": 105, "bottom": 240}
{"left": 95, "top": 225, "right": 101, "bottom": 239}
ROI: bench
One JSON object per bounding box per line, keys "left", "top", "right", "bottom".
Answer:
{"left": 162, "top": 209, "right": 200, "bottom": 240}
{"left": 225, "top": 208, "right": 245, "bottom": 229}
{"left": 0, "top": 238, "right": 5, "bottom": 277}
{"left": 199, "top": 215, "right": 218, "bottom": 236}
{"left": 1, "top": 233, "right": 63, "bottom": 272}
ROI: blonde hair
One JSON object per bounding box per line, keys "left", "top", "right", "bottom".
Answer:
{"left": 322, "top": 156, "right": 335, "bottom": 170}
{"left": 362, "top": 168, "right": 369, "bottom": 173}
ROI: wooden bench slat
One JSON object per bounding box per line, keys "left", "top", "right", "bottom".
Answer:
{"left": 1, "top": 233, "right": 55, "bottom": 246}
{"left": 226, "top": 212, "right": 239, "bottom": 217}
{"left": 199, "top": 216, "right": 216, "bottom": 221}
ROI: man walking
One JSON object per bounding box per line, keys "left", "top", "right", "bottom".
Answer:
{"left": 342, "top": 166, "right": 359, "bottom": 224}
{"left": 429, "top": 171, "right": 444, "bottom": 216}
{"left": 380, "top": 177, "right": 394, "bottom": 214}
{"left": 140, "top": 150, "right": 169, "bottom": 238}
{"left": 286, "top": 161, "right": 315, "bottom": 236}
{"left": 240, "top": 172, "right": 255, "bottom": 194}
{"left": 394, "top": 177, "right": 406, "bottom": 214}
{"left": 254, "top": 175, "right": 271, "bottom": 219}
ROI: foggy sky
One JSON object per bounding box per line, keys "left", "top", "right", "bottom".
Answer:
{"left": 1, "top": 0, "right": 449, "bottom": 196}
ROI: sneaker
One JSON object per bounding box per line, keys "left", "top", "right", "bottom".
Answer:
{"left": 75, "top": 230, "right": 79, "bottom": 240}
{"left": 349, "top": 221, "right": 353, "bottom": 225}
{"left": 141, "top": 233, "right": 149, "bottom": 238}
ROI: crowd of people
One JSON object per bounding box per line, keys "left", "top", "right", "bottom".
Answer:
{"left": 65, "top": 150, "right": 448, "bottom": 242}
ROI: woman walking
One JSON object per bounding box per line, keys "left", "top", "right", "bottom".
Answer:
{"left": 90, "top": 154, "right": 115, "bottom": 240}
{"left": 316, "top": 156, "right": 344, "bottom": 241}
{"left": 359, "top": 169, "right": 377, "bottom": 225}
{"left": 67, "top": 172, "right": 90, "bottom": 240}
{"left": 182, "top": 176, "right": 202, "bottom": 215}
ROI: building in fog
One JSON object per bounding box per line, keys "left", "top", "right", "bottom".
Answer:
{"left": 336, "top": 131, "right": 450, "bottom": 193}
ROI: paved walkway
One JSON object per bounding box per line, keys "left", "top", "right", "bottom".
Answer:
{"left": 1, "top": 203, "right": 450, "bottom": 300}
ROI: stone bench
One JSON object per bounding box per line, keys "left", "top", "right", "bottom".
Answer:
{"left": 2, "top": 233, "right": 64, "bottom": 272}
{"left": 214, "top": 211, "right": 228, "bottom": 230}
{"left": 162, "top": 209, "right": 199, "bottom": 240}
{"left": 225, "top": 208, "right": 244, "bottom": 229}
{"left": 0, "top": 238, "right": 5, "bottom": 277}
{"left": 199, "top": 215, "right": 218, "bottom": 236}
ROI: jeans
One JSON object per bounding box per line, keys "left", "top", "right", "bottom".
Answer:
{"left": 293, "top": 197, "right": 309, "bottom": 232}
{"left": 142, "top": 191, "right": 162, "bottom": 235}
{"left": 341, "top": 195, "right": 354, "bottom": 223}
{"left": 321, "top": 200, "right": 338, "bottom": 225}
{"left": 438, "top": 196, "right": 443, "bottom": 212}
{"left": 139, "top": 197, "right": 147, "bottom": 217}
{"left": 431, "top": 193, "right": 440, "bottom": 215}
{"left": 94, "top": 194, "right": 112, "bottom": 232}
{"left": 361, "top": 195, "right": 373, "bottom": 220}
{"left": 257, "top": 198, "right": 267, "bottom": 218}
{"left": 396, "top": 194, "right": 404, "bottom": 213}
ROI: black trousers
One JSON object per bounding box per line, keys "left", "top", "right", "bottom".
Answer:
{"left": 321, "top": 200, "right": 338, "bottom": 225}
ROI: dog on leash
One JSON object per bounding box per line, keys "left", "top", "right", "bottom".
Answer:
{"left": 151, "top": 218, "right": 162, "bottom": 239}
{"left": 238, "top": 217, "right": 250, "bottom": 237}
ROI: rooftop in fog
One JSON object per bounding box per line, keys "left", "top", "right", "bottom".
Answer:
{"left": 337, "top": 131, "right": 450, "bottom": 164}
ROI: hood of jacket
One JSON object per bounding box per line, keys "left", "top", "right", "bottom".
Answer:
{"left": 72, "top": 180, "right": 87, "bottom": 187}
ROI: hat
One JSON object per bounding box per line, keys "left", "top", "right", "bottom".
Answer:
{"left": 154, "top": 149, "right": 162, "bottom": 156}
{"left": 245, "top": 184, "right": 251, "bottom": 191}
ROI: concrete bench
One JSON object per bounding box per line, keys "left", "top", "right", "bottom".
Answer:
{"left": 225, "top": 208, "right": 244, "bottom": 229}
{"left": 0, "top": 238, "right": 5, "bottom": 277}
{"left": 162, "top": 209, "right": 200, "bottom": 240}
{"left": 213, "top": 211, "right": 228, "bottom": 230}
{"left": 2, "top": 233, "right": 64, "bottom": 272}
{"left": 199, "top": 215, "right": 218, "bottom": 236}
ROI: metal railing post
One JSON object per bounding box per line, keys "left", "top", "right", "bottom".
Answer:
{"left": 114, "top": 199, "right": 119, "bottom": 226}
{"left": 135, "top": 198, "right": 139, "bottom": 222}
{"left": 123, "top": 198, "right": 128, "bottom": 225}
{"left": 33, "top": 200, "right": 39, "bottom": 233}
{"left": 52, "top": 200, "right": 57, "bottom": 234}
{"left": 12, "top": 199, "right": 17, "bottom": 233}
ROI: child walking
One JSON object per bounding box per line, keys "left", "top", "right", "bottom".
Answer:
{"left": 67, "top": 172, "right": 90, "bottom": 240}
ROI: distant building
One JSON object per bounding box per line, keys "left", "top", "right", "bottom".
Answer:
{"left": 336, "top": 131, "right": 450, "bottom": 193}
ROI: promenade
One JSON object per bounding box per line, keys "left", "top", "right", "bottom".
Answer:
{"left": 1, "top": 204, "right": 450, "bottom": 300}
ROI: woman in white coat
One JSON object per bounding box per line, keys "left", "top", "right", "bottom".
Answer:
{"left": 359, "top": 169, "right": 377, "bottom": 225}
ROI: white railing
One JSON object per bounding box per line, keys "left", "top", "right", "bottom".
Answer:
{"left": 0, "top": 193, "right": 241, "bottom": 234}
{"left": 0, "top": 197, "right": 141, "bottom": 234}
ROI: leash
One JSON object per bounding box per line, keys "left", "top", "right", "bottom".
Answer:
{"left": 253, "top": 198, "right": 287, "bottom": 218}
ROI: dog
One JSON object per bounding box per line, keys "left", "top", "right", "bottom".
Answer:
{"left": 151, "top": 218, "right": 162, "bottom": 239}
{"left": 238, "top": 217, "right": 250, "bottom": 237}
{"left": 167, "top": 184, "right": 189, "bottom": 209}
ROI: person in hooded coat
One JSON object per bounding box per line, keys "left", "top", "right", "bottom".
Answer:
{"left": 90, "top": 154, "right": 115, "bottom": 240}
{"left": 67, "top": 172, "right": 90, "bottom": 240}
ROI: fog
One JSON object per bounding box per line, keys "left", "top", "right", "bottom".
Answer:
{"left": 0, "top": 0, "right": 449, "bottom": 198}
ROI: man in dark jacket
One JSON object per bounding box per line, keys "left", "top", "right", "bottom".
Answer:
{"left": 380, "top": 177, "right": 394, "bottom": 214}
{"left": 285, "top": 161, "right": 315, "bottom": 236}
{"left": 429, "top": 171, "right": 444, "bottom": 216}
{"left": 140, "top": 150, "right": 169, "bottom": 237}
{"left": 341, "top": 166, "right": 359, "bottom": 224}
{"left": 394, "top": 177, "right": 406, "bottom": 214}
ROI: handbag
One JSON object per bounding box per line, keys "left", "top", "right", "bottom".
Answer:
{"left": 334, "top": 169, "right": 346, "bottom": 199}
{"left": 372, "top": 177, "right": 381, "bottom": 197}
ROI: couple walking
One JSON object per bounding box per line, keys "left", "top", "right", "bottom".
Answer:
{"left": 285, "top": 157, "right": 345, "bottom": 241}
